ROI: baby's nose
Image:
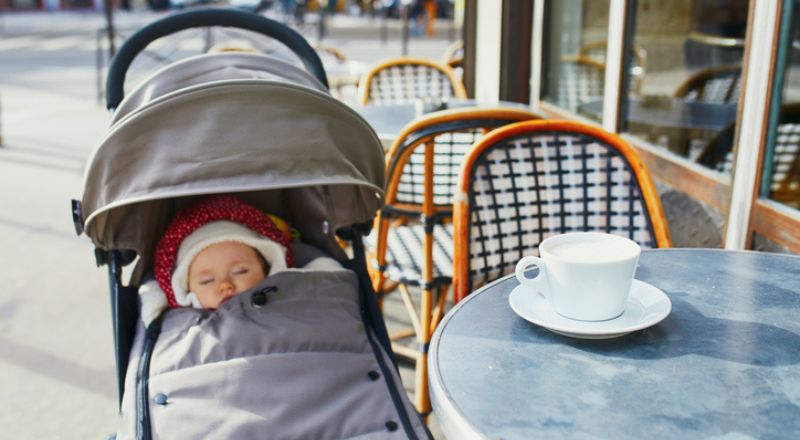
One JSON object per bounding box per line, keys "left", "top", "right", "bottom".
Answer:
{"left": 218, "top": 280, "right": 234, "bottom": 295}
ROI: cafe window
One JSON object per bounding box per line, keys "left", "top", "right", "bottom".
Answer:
{"left": 764, "top": 1, "right": 800, "bottom": 212}
{"left": 540, "top": 0, "right": 609, "bottom": 122}
{"left": 623, "top": 0, "right": 748, "bottom": 166}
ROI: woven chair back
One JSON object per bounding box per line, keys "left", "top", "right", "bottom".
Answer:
{"left": 453, "top": 120, "right": 671, "bottom": 301}
{"left": 358, "top": 57, "right": 466, "bottom": 105}
{"left": 386, "top": 108, "right": 542, "bottom": 212}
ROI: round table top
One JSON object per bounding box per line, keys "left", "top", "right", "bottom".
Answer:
{"left": 429, "top": 248, "right": 800, "bottom": 440}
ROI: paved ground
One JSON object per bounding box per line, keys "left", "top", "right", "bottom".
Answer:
{"left": 0, "top": 6, "right": 456, "bottom": 438}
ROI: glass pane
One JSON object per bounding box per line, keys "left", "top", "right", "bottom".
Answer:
{"left": 624, "top": 0, "right": 748, "bottom": 166}
{"left": 541, "top": 0, "right": 609, "bottom": 122}
{"left": 767, "top": 1, "right": 800, "bottom": 211}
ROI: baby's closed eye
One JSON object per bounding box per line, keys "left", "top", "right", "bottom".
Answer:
{"left": 198, "top": 277, "right": 215, "bottom": 286}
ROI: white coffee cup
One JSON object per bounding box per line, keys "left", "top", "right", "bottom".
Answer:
{"left": 514, "top": 232, "right": 641, "bottom": 321}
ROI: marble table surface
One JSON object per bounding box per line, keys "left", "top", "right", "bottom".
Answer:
{"left": 429, "top": 248, "right": 800, "bottom": 439}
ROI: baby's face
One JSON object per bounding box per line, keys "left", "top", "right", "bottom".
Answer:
{"left": 188, "top": 241, "right": 268, "bottom": 309}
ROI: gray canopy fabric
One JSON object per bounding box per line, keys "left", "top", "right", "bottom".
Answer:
{"left": 111, "top": 52, "right": 327, "bottom": 124}
{"left": 81, "top": 53, "right": 385, "bottom": 272}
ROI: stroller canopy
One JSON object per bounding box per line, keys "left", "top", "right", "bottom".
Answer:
{"left": 81, "top": 52, "right": 385, "bottom": 268}
{"left": 111, "top": 52, "right": 328, "bottom": 123}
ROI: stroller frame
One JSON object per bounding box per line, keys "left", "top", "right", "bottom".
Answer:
{"left": 77, "top": 8, "right": 426, "bottom": 439}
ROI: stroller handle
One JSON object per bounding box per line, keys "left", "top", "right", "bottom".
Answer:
{"left": 105, "top": 7, "right": 329, "bottom": 110}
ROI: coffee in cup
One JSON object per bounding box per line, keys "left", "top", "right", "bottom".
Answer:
{"left": 514, "top": 232, "right": 641, "bottom": 321}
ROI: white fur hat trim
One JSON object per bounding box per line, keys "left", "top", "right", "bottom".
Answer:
{"left": 171, "top": 220, "right": 287, "bottom": 307}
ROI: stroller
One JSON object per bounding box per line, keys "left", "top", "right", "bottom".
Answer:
{"left": 74, "top": 8, "right": 430, "bottom": 439}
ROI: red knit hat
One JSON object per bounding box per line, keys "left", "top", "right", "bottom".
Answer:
{"left": 154, "top": 195, "right": 294, "bottom": 308}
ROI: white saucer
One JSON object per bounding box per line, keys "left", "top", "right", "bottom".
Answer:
{"left": 508, "top": 279, "right": 672, "bottom": 339}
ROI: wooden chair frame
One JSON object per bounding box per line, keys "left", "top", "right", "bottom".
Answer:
{"left": 452, "top": 120, "right": 672, "bottom": 303}
{"left": 369, "top": 107, "right": 541, "bottom": 416}
{"left": 440, "top": 40, "right": 464, "bottom": 69}
{"left": 357, "top": 56, "right": 467, "bottom": 105}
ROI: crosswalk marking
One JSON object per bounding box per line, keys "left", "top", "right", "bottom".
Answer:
{"left": 0, "top": 36, "right": 46, "bottom": 50}
{"left": 39, "top": 35, "right": 93, "bottom": 51}
{"left": 0, "top": 35, "right": 96, "bottom": 51}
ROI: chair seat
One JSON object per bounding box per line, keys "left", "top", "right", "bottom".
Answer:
{"left": 370, "top": 223, "right": 454, "bottom": 287}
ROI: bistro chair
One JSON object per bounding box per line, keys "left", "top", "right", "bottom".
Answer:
{"left": 559, "top": 40, "right": 647, "bottom": 111}
{"left": 452, "top": 120, "right": 672, "bottom": 303}
{"left": 557, "top": 54, "right": 606, "bottom": 112}
{"left": 357, "top": 56, "right": 467, "bottom": 105}
{"left": 674, "top": 64, "right": 742, "bottom": 103}
{"left": 577, "top": 40, "right": 648, "bottom": 94}
{"left": 368, "top": 106, "right": 542, "bottom": 415}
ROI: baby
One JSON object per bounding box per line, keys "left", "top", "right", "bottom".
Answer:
{"left": 139, "top": 195, "right": 336, "bottom": 323}
{"left": 187, "top": 240, "right": 269, "bottom": 309}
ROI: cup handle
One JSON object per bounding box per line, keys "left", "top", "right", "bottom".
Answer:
{"left": 515, "top": 256, "right": 547, "bottom": 288}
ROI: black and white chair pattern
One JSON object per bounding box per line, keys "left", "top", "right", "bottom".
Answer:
{"left": 557, "top": 40, "right": 647, "bottom": 112}
{"left": 452, "top": 120, "right": 672, "bottom": 303}
{"left": 357, "top": 56, "right": 466, "bottom": 105}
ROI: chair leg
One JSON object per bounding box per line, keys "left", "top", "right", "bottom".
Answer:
{"left": 398, "top": 284, "right": 421, "bottom": 337}
{"left": 414, "top": 284, "right": 434, "bottom": 417}
{"left": 413, "top": 283, "right": 449, "bottom": 420}
{"left": 431, "top": 284, "right": 449, "bottom": 330}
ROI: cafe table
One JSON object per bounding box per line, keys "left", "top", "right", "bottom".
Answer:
{"left": 428, "top": 248, "right": 800, "bottom": 439}
{"left": 355, "top": 99, "right": 532, "bottom": 150}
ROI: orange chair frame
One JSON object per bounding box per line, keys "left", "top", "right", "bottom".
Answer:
{"left": 357, "top": 56, "right": 467, "bottom": 106}
{"left": 370, "top": 107, "right": 542, "bottom": 416}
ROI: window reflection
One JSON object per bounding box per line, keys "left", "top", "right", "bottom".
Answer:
{"left": 624, "top": 0, "right": 748, "bottom": 166}
{"left": 768, "top": 2, "right": 800, "bottom": 210}
{"left": 541, "top": 0, "right": 610, "bottom": 121}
